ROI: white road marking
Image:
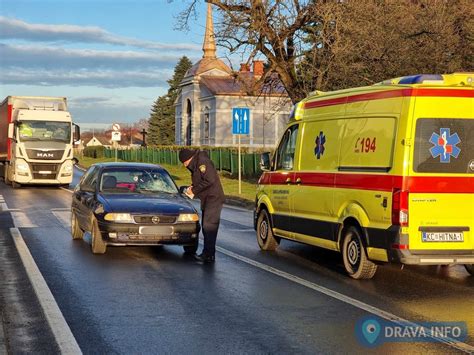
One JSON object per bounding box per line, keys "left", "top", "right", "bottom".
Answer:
{"left": 52, "top": 210, "right": 71, "bottom": 227}
{"left": 60, "top": 187, "right": 73, "bottom": 193}
{"left": 216, "top": 245, "right": 474, "bottom": 353}
{"left": 10, "top": 228, "right": 82, "bottom": 354}
{"left": 11, "top": 212, "right": 37, "bottom": 228}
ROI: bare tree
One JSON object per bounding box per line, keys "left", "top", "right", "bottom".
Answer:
{"left": 177, "top": 0, "right": 473, "bottom": 103}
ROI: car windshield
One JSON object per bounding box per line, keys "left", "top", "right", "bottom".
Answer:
{"left": 100, "top": 168, "right": 178, "bottom": 194}
{"left": 18, "top": 120, "right": 71, "bottom": 143}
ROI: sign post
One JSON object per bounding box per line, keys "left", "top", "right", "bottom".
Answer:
{"left": 232, "top": 108, "right": 250, "bottom": 194}
{"left": 111, "top": 123, "right": 121, "bottom": 162}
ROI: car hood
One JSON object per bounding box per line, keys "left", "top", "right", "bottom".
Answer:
{"left": 99, "top": 193, "right": 197, "bottom": 215}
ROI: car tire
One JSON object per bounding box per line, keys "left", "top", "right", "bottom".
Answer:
{"left": 465, "top": 264, "right": 474, "bottom": 276}
{"left": 71, "top": 211, "right": 83, "bottom": 240}
{"left": 183, "top": 237, "right": 199, "bottom": 254}
{"left": 256, "top": 209, "right": 279, "bottom": 251}
{"left": 91, "top": 217, "right": 107, "bottom": 254}
{"left": 342, "top": 226, "right": 377, "bottom": 279}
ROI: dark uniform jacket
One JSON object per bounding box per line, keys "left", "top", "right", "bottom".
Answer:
{"left": 187, "top": 151, "right": 225, "bottom": 207}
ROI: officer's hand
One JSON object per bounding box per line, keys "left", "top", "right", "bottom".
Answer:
{"left": 185, "top": 187, "right": 194, "bottom": 199}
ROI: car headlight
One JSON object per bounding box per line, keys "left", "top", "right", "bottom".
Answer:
{"left": 177, "top": 213, "right": 199, "bottom": 222}
{"left": 104, "top": 213, "right": 134, "bottom": 223}
{"left": 16, "top": 162, "right": 29, "bottom": 172}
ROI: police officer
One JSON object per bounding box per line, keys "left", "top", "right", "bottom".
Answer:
{"left": 179, "top": 149, "right": 225, "bottom": 263}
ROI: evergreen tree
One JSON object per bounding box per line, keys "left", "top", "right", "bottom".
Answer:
{"left": 148, "top": 56, "right": 192, "bottom": 145}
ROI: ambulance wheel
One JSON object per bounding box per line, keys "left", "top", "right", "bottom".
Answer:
{"left": 91, "top": 217, "right": 107, "bottom": 254}
{"left": 71, "top": 211, "right": 83, "bottom": 240}
{"left": 464, "top": 264, "right": 474, "bottom": 276}
{"left": 342, "top": 226, "right": 377, "bottom": 279}
{"left": 256, "top": 209, "right": 279, "bottom": 251}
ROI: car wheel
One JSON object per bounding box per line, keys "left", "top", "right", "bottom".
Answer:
{"left": 342, "top": 226, "right": 377, "bottom": 279}
{"left": 465, "top": 264, "right": 474, "bottom": 276}
{"left": 183, "top": 237, "right": 199, "bottom": 254}
{"left": 71, "top": 211, "right": 83, "bottom": 240}
{"left": 256, "top": 209, "right": 279, "bottom": 251}
{"left": 91, "top": 217, "right": 107, "bottom": 254}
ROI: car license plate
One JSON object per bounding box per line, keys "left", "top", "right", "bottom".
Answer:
{"left": 422, "top": 232, "right": 464, "bottom": 242}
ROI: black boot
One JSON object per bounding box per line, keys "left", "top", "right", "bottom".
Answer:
{"left": 194, "top": 253, "right": 215, "bottom": 263}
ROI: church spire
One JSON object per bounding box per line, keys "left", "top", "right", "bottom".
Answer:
{"left": 202, "top": 2, "right": 216, "bottom": 59}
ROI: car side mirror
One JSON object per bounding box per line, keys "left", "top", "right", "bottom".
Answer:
{"left": 260, "top": 152, "right": 271, "bottom": 171}
{"left": 179, "top": 186, "right": 189, "bottom": 194}
{"left": 81, "top": 185, "right": 95, "bottom": 193}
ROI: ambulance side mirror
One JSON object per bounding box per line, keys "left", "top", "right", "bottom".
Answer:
{"left": 260, "top": 152, "right": 271, "bottom": 171}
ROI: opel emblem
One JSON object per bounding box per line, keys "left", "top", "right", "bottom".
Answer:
{"left": 151, "top": 216, "right": 160, "bottom": 224}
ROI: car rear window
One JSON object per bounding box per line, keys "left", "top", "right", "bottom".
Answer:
{"left": 100, "top": 168, "right": 178, "bottom": 193}
{"left": 413, "top": 118, "right": 474, "bottom": 173}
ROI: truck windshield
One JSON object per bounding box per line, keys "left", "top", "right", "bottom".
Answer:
{"left": 18, "top": 121, "right": 71, "bottom": 143}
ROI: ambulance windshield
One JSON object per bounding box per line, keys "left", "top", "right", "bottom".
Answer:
{"left": 413, "top": 118, "right": 474, "bottom": 174}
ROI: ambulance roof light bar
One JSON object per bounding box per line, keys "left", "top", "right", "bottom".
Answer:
{"left": 398, "top": 74, "right": 444, "bottom": 84}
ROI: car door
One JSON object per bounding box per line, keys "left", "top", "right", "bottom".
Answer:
{"left": 74, "top": 166, "right": 99, "bottom": 230}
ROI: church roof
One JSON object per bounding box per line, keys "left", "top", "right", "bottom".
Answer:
{"left": 199, "top": 74, "right": 287, "bottom": 97}
{"left": 185, "top": 57, "right": 232, "bottom": 78}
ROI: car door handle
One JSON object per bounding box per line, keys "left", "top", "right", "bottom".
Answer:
{"left": 296, "top": 178, "right": 302, "bottom": 185}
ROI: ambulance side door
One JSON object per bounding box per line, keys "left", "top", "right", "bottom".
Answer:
{"left": 269, "top": 124, "right": 299, "bottom": 237}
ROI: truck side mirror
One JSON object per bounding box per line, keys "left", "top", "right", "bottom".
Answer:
{"left": 73, "top": 123, "right": 80, "bottom": 143}
{"left": 260, "top": 152, "right": 271, "bottom": 171}
{"left": 7, "top": 123, "right": 15, "bottom": 139}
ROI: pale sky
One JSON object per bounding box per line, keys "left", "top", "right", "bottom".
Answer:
{"left": 0, "top": 0, "right": 216, "bottom": 129}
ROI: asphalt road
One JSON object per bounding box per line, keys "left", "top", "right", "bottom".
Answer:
{"left": 0, "top": 167, "right": 472, "bottom": 354}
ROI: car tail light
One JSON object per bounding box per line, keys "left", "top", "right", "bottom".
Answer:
{"left": 392, "top": 189, "right": 409, "bottom": 226}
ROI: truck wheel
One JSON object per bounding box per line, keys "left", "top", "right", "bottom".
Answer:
{"left": 183, "top": 237, "right": 199, "bottom": 254}
{"left": 91, "top": 217, "right": 107, "bottom": 254}
{"left": 256, "top": 209, "right": 279, "bottom": 251}
{"left": 342, "top": 226, "right": 377, "bottom": 279}
{"left": 71, "top": 211, "right": 83, "bottom": 240}
{"left": 3, "top": 164, "right": 10, "bottom": 185}
{"left": 465, "top": 264, "right": 474, "bottom": 276}
{"left": 12, "top": 181, "right": 21, "bottom": 189}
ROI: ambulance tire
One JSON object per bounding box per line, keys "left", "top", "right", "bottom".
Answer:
{"left": 342, "top": 226, "right": 377, "bottom": 279}
{"left": 91, "top": 217, "right": 107, "bottom": 254}
{"left": 464, "top": 264, "right": 474, "bottom": 276}
{"left": 257, "top": 209, "right": 279, "bottom": 251}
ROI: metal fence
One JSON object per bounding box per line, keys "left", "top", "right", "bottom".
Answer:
{"left": 103, "top": 147, "right": 263, "bottom": 177}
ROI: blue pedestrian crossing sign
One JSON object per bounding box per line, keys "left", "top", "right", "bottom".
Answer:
{"left": 232, "top": 107, "right": 250, "bottom": 135}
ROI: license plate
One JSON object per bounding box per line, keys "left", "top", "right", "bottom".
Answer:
{"left": 39, "top": 171, "right": 52, "bottom": 174}
{"left": 422, "top": 232, "right": 464, "bottom": 242}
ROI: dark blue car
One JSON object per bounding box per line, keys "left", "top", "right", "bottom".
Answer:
{"left": 71, "top": 162, "right": 200, "bottom": 254}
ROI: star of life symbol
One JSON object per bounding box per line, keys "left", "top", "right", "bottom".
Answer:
{"left": 429, "top": 128, "right": 461, "bottom": 163}
{"left": 314, "top": 131, "right": 326, "bottom": 159}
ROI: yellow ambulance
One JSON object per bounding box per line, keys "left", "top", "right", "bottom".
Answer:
{"left": 255, "top": 73, "right": 474, "bottom": 279}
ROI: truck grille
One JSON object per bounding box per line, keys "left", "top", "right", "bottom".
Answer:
{"left": 30, "top": 163, "right": 60, "bottom": 180}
